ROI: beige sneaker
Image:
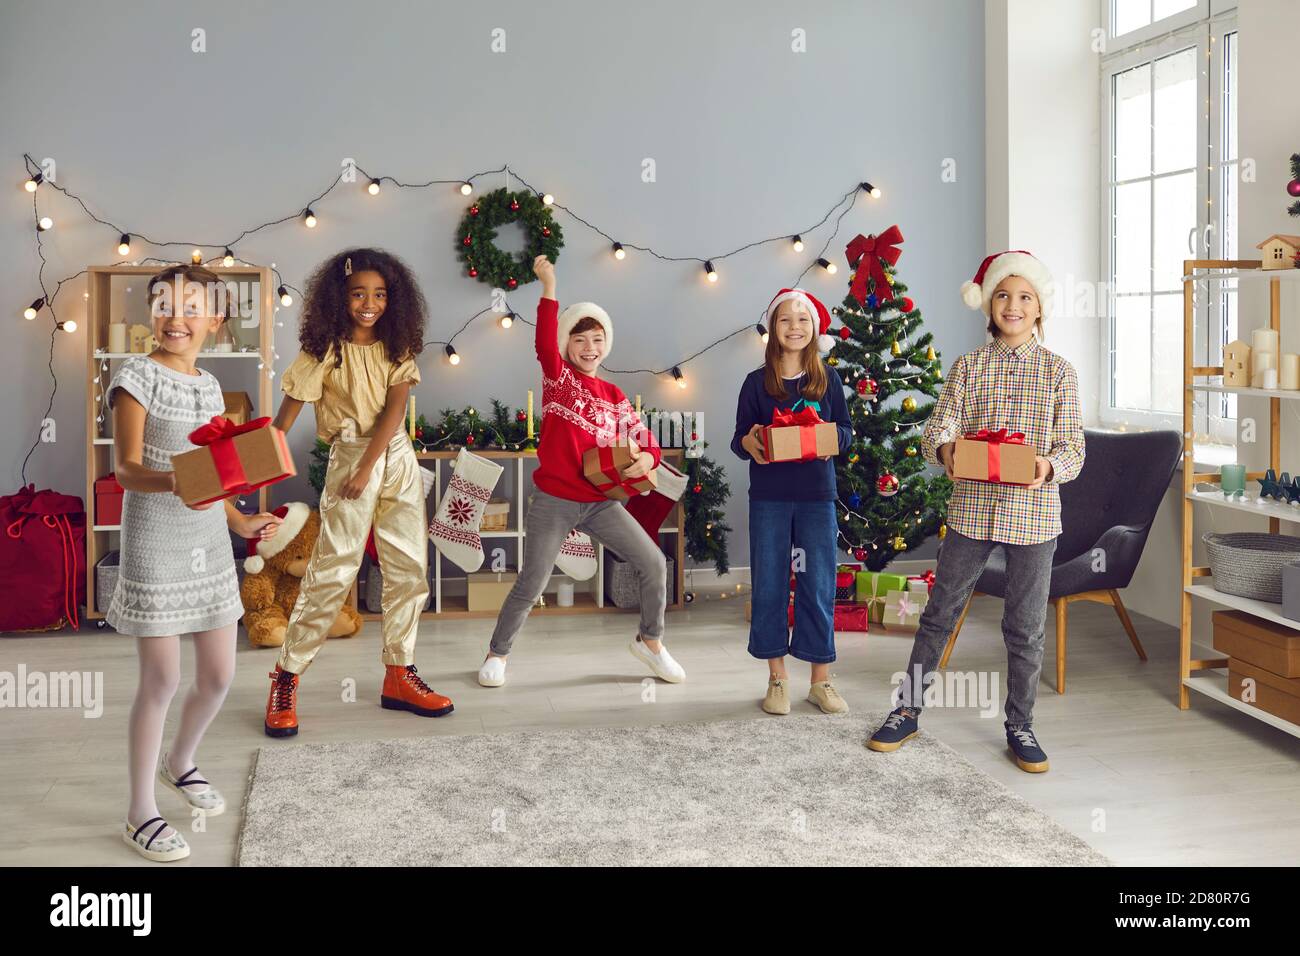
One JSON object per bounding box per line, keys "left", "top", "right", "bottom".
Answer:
{"left": 808, "top": 681, "right": 849, "bottom": 715}
{"left": 762, "top": 677, "right": 791, "bottom": 715}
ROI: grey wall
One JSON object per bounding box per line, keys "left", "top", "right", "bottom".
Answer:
{"left": 0, "top": 0, "right": 984, "bottom": 572}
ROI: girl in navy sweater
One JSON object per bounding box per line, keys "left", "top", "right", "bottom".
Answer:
{"left": 732, "top": 289, "right": 854, "bottom": 716}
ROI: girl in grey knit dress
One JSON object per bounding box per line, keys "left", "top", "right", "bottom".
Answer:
{"left": 108, "top": 264, "right": 282, "bottom": 862}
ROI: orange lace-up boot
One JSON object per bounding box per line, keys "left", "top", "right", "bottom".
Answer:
{"left": 264, "top": 666, "right": 300, "bottom": 738}
{"left": 381, "top": 664, "right": 454, "bottom": 718}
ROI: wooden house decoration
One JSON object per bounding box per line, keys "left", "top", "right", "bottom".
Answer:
{"left": 1224, "top": 339, "right": 1251, "bottom": 387}
{"left": 1255, "top": 234, "right": 1300, "bottom": 271}
{"left": 127, "top": 323, "right": 154, "bottom": 353}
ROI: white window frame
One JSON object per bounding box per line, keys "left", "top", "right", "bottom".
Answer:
{"left": 1097, "top": 1, "right": 1238, "bottom": 434}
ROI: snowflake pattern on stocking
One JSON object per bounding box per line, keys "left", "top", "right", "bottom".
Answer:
{"left": 447, "top": 496, "right": 476, "bottom": 526}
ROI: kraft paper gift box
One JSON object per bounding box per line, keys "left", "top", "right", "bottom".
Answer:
{"left": 882, "top": 589, "right": 928, "bottom": 630}
{"left": 466, "top": 570, "right": 518, "bottom": 612}
{"left": 582, "top": 443, "right": 657, "bottom": 501}
{"left": 1213, "top": 609, "right": 1300, "bottom": 677}
{"left": 1228, "top": 657, "right": 1300, "bottom": 725}
{"left": 953, "top": 429, "right": 1036, "bottom": 485}
{"left": 760, "top": 405, "right": 839, "bottom": 463}
{"left": 171, "top": 416, "right": 295, "bottom": 507}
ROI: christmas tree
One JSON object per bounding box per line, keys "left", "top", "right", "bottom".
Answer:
{"left": 827, "top": 228, "right": 952, "bottom": 571}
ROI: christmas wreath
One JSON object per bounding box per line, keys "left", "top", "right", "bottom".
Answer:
{"left": 456, "top": 188, "right": 563, "bottom": 289}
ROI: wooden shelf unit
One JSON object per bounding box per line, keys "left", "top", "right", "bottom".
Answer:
{"left": 1180, "top": 257, "right": 1300, "bottom": 736}
{"left": 350, "top": 446, "right": 689, "bottom": 620}
{"left": 84, "top": 264, "right": 276, "bottom": 621}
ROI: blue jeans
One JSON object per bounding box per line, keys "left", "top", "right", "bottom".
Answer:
{"left": 748, "top": 499, "right": 836, "bottom": 664}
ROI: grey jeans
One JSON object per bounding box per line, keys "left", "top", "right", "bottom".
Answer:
{"left": 897, "top": 528, "right": 1056, "bottom": 730}
{"left": 488, "top": 488, "right": 667, "bottom": 656}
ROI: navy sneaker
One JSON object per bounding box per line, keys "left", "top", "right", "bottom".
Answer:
{"left": 867, "top": 707, "right": 919, "bottom": 752}
{"left": 1007, "top": 725, "right": 1050, "bottom": 773}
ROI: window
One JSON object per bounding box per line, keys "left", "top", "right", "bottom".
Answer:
{"left": 1101, "top": 3, "right": 1237, "bottom": 437}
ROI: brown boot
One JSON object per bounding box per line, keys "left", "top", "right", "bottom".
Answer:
{"left": 381, "top": 664, "right": 454, "bottom": 717}
{"left": 264, "top": 666, "right": 299, "bottom": 738}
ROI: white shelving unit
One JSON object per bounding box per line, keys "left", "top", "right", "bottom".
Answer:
{"left": 1181, "top": 257, "right": 1300, "bottom": 736}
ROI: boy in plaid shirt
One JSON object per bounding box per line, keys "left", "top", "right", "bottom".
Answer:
{"left": 868, "top": 251, "right": 1084, "bottom": 773}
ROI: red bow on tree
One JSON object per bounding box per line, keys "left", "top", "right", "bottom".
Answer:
{"left": 845, "top": 226, "right": 904, "bottom": 307}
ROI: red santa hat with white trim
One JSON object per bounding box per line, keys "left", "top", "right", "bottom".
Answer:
{"left": 960, "top": 250, "right": 1054, "bottom": 321}
{"left": 243, "top": 501, "right": 310, "bottom": 574}
{"left": 765, "top": 288, "right": 835, "bottom": 353}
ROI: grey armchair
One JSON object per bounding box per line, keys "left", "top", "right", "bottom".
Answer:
{"left": 937, "top": 428, "right": 1181, "bottom": 693}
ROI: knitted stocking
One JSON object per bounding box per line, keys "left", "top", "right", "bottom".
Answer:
{"left": 554, "top": 529, "right": 597, "bottom": 581}
{"left": 427, "top": 448, "right": 504, "bottom": 572}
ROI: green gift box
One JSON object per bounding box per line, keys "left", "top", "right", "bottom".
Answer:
{"left": 853, "top": 571, "right": 907, "bottom": 622}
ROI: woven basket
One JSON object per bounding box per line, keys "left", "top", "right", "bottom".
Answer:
{"left": 604, "top": 554, "right": 674, "bottom": 609}
{"left": 364, "top": 562, "right": 434, "bottom": 613}
{"left": 1203, "top": 531, "right": 1300, "bottom": 603}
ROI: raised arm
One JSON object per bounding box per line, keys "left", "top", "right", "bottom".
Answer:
{"left": 532, "top": 254, "right": 562, "bottom": 379}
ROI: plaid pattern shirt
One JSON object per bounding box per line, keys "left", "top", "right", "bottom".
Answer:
{"left": 922, "top": 337, "right": 1085, "bottom": 546}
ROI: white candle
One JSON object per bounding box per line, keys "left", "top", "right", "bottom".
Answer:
{"left": 1252, "top": 329, "right": 1279, "bottom": 358}
{"left": 1262, "top": 368, "right": 1279, "bottom": 390}
{"left": 107, "top": 323, "right": 126, "bottom": 354}
{"left": 1282, "top": 354, "right": 1300, "bottom": 390}
{"left": 1252, "top": 351, "right": 1276, "bottom": 387}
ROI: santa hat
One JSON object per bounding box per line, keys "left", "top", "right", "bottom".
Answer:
{"left": 558, "top": 302, "right": 613, "bottom": 358}
{"left": 765, "top": 288, "right": 835, "bottom": 353}
{"left": 243, "top": 501, "right": 310, "bottom": 574}
{"left": 960, "top": 250, "right": 1054, "bottom": 322}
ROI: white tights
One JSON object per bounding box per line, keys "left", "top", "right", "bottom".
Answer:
{"left": 127, "top": 624, "right": 237, "bottom": 834}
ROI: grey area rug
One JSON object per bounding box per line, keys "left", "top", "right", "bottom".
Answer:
{"left": 237, "top": 715, "right": 1108, "bottom": 866}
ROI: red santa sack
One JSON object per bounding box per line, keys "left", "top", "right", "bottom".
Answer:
{"left": 0, "top": 485, "right": 87, "bottom": 631}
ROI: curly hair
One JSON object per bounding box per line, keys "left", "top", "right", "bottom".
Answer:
{"left": 298, "top": 247, "right": 427, "bottom": 368}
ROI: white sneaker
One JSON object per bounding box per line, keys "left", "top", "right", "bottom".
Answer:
{"left": 629, "top": 637, "right": 685, "bottom": 683}
{"left": 478, "top": 655, "right": 507, "bottom": 687}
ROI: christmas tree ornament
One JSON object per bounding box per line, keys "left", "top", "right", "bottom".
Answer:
{"left": 510, "top": 198, "right": 520, "bottom": 211}
{"left": 892, "top": 535, "right": 907, "bottom": 551}
{"left": 845, "top": 227, "right": 904, "bottom": 307}
{"left": 554, "top": 529, "right": 597, "bottom": 580}
{"left": 905, "top": 445, "right": 918, "bottom": 457}
{"left": 890, "top": 339, "right": 902, "bottom": 356}
{"left": 926, "top": 345, "right": 937, "bottom": 362}
{"left": 839, "top": 326, "right": 851, "bottom": 340}
{"left": 854, "top": 548, "right": 866, "bottom": 561}
{"left": 848, "top": 492, "right": 862, "bottom": 508}
{"left": 827, "top": 356, "right": 837, "bottom": 366}
{"left": 938, "top": 524, "right": 948, "bottom": 539}
{"left": 469, "top": 205, "right": 480, "bottom": 216}
{"left": 901, "top": 297, "right": 915, "bottom": 312}
{"left": 867, "top": 294, "right": 878, "bottom": 309}
{"left": 427, "top": 447, "right": 505, "bottom": 572}
{"left": 902, "top": 396, "right": 917, "bottom": 413}
{"left": 876, "top": 473, "right": 900, "bottom": 497}
{"left": 849, "top": 452, "right": 860, "bottom": 464}
{"left": 1290, "top": 180, "right": 1300, "bottom": 198}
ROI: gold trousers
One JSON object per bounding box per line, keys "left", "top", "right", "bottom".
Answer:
{"left": 279, "top": 430, "right": 428, "bottom": 674}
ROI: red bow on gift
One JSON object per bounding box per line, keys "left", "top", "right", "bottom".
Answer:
{"left": 963, "top": 428, "right": 1026, "bottom": 445}
{"left": 917, "top": 569, "right": 936, "bottom": 587}
{"left": 187, "top": 415, "right": 277, "bottom": 499}
{"left": 770, "top": 405, "right": 824, "bottom": 428}
{"left": 846, "top": 226, "right": 904, "bottom": 308}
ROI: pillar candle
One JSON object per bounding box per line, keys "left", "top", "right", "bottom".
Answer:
{"left": 1282, "top": 354, "right": 1299, "bottom": 389}
{"left": 1252, "top": 329, "right": 1279, "bottom": 358}
{"left": 107, "top": 322, "right": 127, "bottom": 354}
{"left": 1252, "top": 351, "right": 1276, "bottom": 387}
{"left": 409, "top": 395, "right": 416, "bottom": 439}
{"left": 527, "top": 390, "right": 534, "bottom": 439}
{"left": 1262, "top": 368, "right": 1279, "bottom": 390}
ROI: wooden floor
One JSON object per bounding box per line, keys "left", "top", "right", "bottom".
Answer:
{"left": 3, "top": 593, "right": 1300, "bottom": 867}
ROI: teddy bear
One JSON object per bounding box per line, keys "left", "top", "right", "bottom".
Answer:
{"left": 239, "top": 501, "right": 363, "bottom": 648}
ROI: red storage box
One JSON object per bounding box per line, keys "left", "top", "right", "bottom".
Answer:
{"left": 94, "top": 473, "right": 123, "bottom": 526}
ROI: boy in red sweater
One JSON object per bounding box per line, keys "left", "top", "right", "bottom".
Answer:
{"left": 478, "top": 255, "right": 685, "bottom": 688}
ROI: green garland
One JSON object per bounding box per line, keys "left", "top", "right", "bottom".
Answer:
{"left": 457, "top": 188, "right": 563, "bottom": 289}
{"left": 413, "top": 399, "right": 538, "bottom": 452}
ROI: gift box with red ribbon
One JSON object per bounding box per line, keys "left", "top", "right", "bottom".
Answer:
{"left": 835, "top": 570, "right": 856, "bottom": 602}
{"left": 582, "top": 442, "right": 658, "bottom": 501}
{"left": 907, "top": 569, "right": 936, "bottom": 594}
{"left": 761, "top": 404, "right": 838, "bottom": 463}
{"left": 171, "top": 416, "right": 296, "bottom": 507}
{"left": 953, "top": 428, "right": 1036, "bottom": 484}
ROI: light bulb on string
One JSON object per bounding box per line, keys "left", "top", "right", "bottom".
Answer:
{"left": 37, "top": 216, "right": 52, "bottom": 231}
{"left": 672, "top": 366, "right": 686, "bottom": 389}
{"left": 277, "top": 286, "right": 293, "bottom": 307}
{"left": 23, "top": 173, "right": 41, "bottom": 193}
{"left": 191, "top": 249, "right": 203, "bottom": 265}
{"left": 23, "top": 297, "right": 44, "bottom": 320}
{"left": 223, "top": 248, "right": 235, "bottom": 267}
{"left": 861, "top": 181, "right": 882, "bottom": 198}
{"left": 755, "top": 323, "right": 768, "bottom": 344}
{"left": 59, "top": 319, "right": 77, "bottom": 333}
{"left": 704, "top": 261, "right": 718, "bottom": 283}
{"left": 303, "top": 208, "right": 317, "bottom": 228}
{"left": 367, "top": 178, "right": 381, "bottom": 196}
{"left": 791, "top": 235, "right": 804, "bottom": 252}
{"left": 446, "top": 344, "right": 461, "bottom": 366}
{"left": 817, "top": 257, "right": 838, "bottom": 274}
{"left": 117, "top": 235, "right": 131, "bottom": 256}
{"left": 460, "top": 181, "right": 474, "bottom": 196}
{"left": 541, "top": 192, "right": 554, "bottom": 206}
{"left": 612, "top": 242, "right": 625, "bottom": 260}
{"left": 499, "top": 311, "right": 514, "bottom": 330}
